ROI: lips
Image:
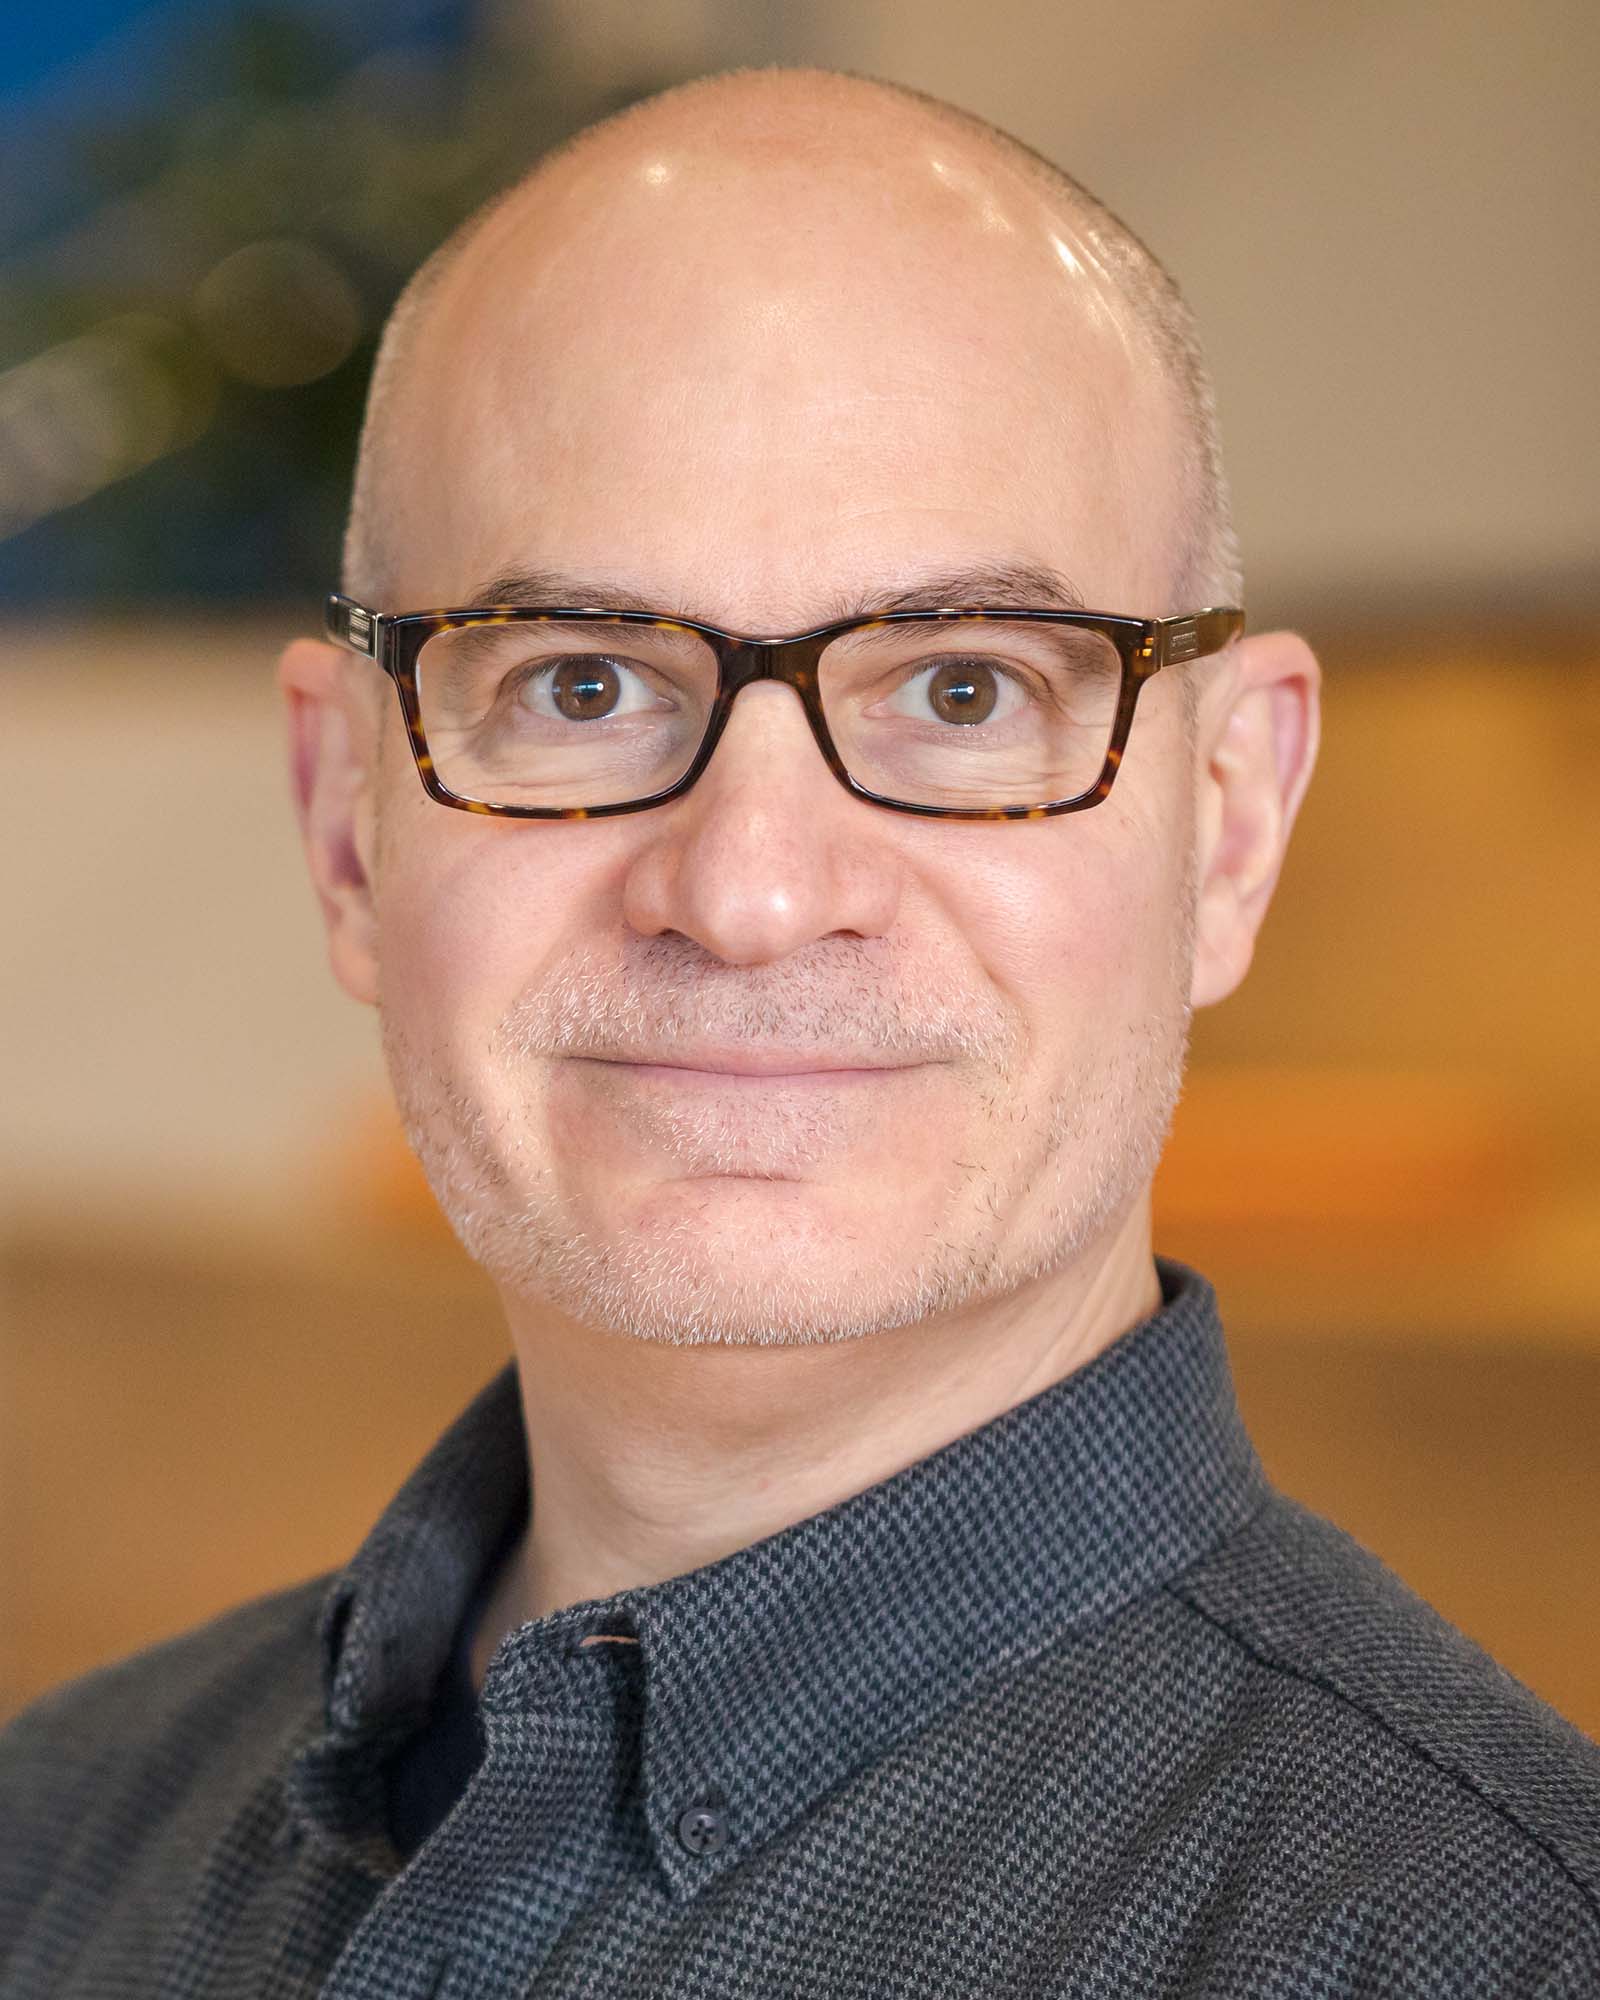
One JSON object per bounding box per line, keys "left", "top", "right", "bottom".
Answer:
{"left": 582, "top": 1051, "right": 923, "bottom": 1079}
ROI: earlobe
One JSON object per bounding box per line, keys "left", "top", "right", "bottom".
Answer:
{"left": 277, "top": 637, "right": 381, "bottom": 1006}
{"left": 1188, "top": 630, "right": 1321, "bottom": 1012}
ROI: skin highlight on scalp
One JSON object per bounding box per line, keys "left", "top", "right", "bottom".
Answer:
{"left": 339, "top": 65, "right": 1241, "bottom": 653}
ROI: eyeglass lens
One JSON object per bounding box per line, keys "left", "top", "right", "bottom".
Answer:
{"left": 413, "top": 617, "right": 1124, "bottom": 811}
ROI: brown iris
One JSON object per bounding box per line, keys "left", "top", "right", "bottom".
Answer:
{"left": 926, "top": 658, "right": 998, "bottom": 724}
{"left": 551, "top": 657, "right": 622, "bottom": 719}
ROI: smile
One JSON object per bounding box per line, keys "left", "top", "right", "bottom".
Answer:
{"left": 581, "top": 1057, "right": 924, "bottom": 1087}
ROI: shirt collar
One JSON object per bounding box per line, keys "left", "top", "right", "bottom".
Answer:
{"left": 287, "top": 1256, "right": 1267, "bottom": 1894}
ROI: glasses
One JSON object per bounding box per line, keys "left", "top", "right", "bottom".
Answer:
{"left": 324, "top": 593, "right": 1243, "bottom": 822}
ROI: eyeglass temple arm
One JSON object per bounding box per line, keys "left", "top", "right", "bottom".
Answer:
{"left": 325, "top": 593, "right": 386, "bottom": 664}
{"left": 1152, "top": 607, "right": 1245, "bottom": 669}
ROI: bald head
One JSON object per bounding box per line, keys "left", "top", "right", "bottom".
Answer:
{"left": 288, "top": 64, "right": 1323, "bottom": 1364}
{"left": 341, "top": 67, "right": 1240, "bottom": 626}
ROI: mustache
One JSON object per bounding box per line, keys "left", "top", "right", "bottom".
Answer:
{"left": 495, "top": 934, "right": 1021, "bottom": 1070}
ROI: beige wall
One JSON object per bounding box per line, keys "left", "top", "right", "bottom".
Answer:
{"left": 3, "top": 616, "right": 382, "bottom": 1238}
{"left": 537, "top": 0, "right": 1600, "bottom": 614}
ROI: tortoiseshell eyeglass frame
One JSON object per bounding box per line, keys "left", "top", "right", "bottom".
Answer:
{"left": 323, "top": 593, "right": 1244, "bottom": 823}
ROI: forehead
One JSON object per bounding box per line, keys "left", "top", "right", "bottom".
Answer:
{"left": 395, "top": 129, "right": 1186, "bottom": 620}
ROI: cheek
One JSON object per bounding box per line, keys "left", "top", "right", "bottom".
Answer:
{"left": 933, "top": 805, "right": 1185, "bottom": 1054}
{"left": 370, "top": 799, "right": 643, "bottom": 1070}
{"left": 370, "top": 809, "right": 565, "bottom": 1049}
{"left": 371, "top": 814, "right": 473, "bottom": 1033}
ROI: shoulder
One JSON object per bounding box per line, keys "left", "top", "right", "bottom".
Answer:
{"left": 1166, "top": 1492, "right": 1600, "bottom": 1942}
{"left": 0, "top": 1574, "right": 332, "bottom": 1941}
{"left": 2, "top": 1571, "right": 332, "bottom": 1772}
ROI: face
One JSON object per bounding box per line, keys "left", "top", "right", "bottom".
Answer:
{"left": 298, "top": 105, "right": 1272, "bottom": 1349}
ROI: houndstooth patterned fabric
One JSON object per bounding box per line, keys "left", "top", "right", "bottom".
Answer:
{"left": 3, "top": 1257, "right": 1598, "bottom": 1997}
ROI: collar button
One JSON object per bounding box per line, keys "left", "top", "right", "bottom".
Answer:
{"left": 675, "top": 1802, "right": 729, "bottom": 1856}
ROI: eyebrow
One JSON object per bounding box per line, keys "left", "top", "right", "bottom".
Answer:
{"left": 455, "top": 559, "right": 1088, "bottom": 627}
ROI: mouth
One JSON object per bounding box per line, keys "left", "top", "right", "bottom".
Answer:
{"left": 575, "top": 1052, "right": 930, "bottom": 1084}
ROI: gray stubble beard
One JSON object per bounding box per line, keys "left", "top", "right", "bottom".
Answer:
{"left": 380, "top": 845, "right": 1197, "bottom": 1350}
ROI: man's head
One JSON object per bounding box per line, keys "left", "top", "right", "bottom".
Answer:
{"left": 281, "top": 67, "right": 1318, "bottom": 1347}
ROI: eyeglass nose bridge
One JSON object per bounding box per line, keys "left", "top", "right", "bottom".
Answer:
{"left": 689, "top": 630, "right": 854, "bottom": 791}
{"left": 715, "top": 629, "right": 834, "bottom": 694}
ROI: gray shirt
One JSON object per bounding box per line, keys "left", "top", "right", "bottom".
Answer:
{"left": 3, "top": 1258, "right": 1598, "bottom": 1997}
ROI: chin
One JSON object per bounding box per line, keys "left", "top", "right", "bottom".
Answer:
{"left": 470, "top": 1177, "right": 987, "bottom": 1349}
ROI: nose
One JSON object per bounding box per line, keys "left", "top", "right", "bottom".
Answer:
{"left": 620, "top": 680, "right": 904, "bottom": 965}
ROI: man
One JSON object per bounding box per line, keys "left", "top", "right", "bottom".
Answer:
{"left": 3, "top": 64, "right": 1597, "bottom": 2000}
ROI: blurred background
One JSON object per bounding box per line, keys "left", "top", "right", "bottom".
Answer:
{"left": 4, "top": 0, "right": 1597, "bottom": 1735}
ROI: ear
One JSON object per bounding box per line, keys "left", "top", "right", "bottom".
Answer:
{"left": 277, "top": 636, "right": 382, "bottom": 1006}
{"left": 1189, "top": 629, "right": 1321, "bottom": 1010}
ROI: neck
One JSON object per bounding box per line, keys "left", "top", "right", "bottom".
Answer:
{"left": 468, "top": 1194, "right": 1162, "bottom": 1691}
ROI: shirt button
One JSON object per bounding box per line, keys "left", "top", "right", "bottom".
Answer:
{"left": 676, "top": 1803, "right": 729, "bottom": 1855}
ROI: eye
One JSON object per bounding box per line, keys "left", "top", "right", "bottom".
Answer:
{"left": 885, "top": 655, "right": 1027, "bottom": 727}
{"left": 516, "top": 655, "right": 663, "bottom": 723}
